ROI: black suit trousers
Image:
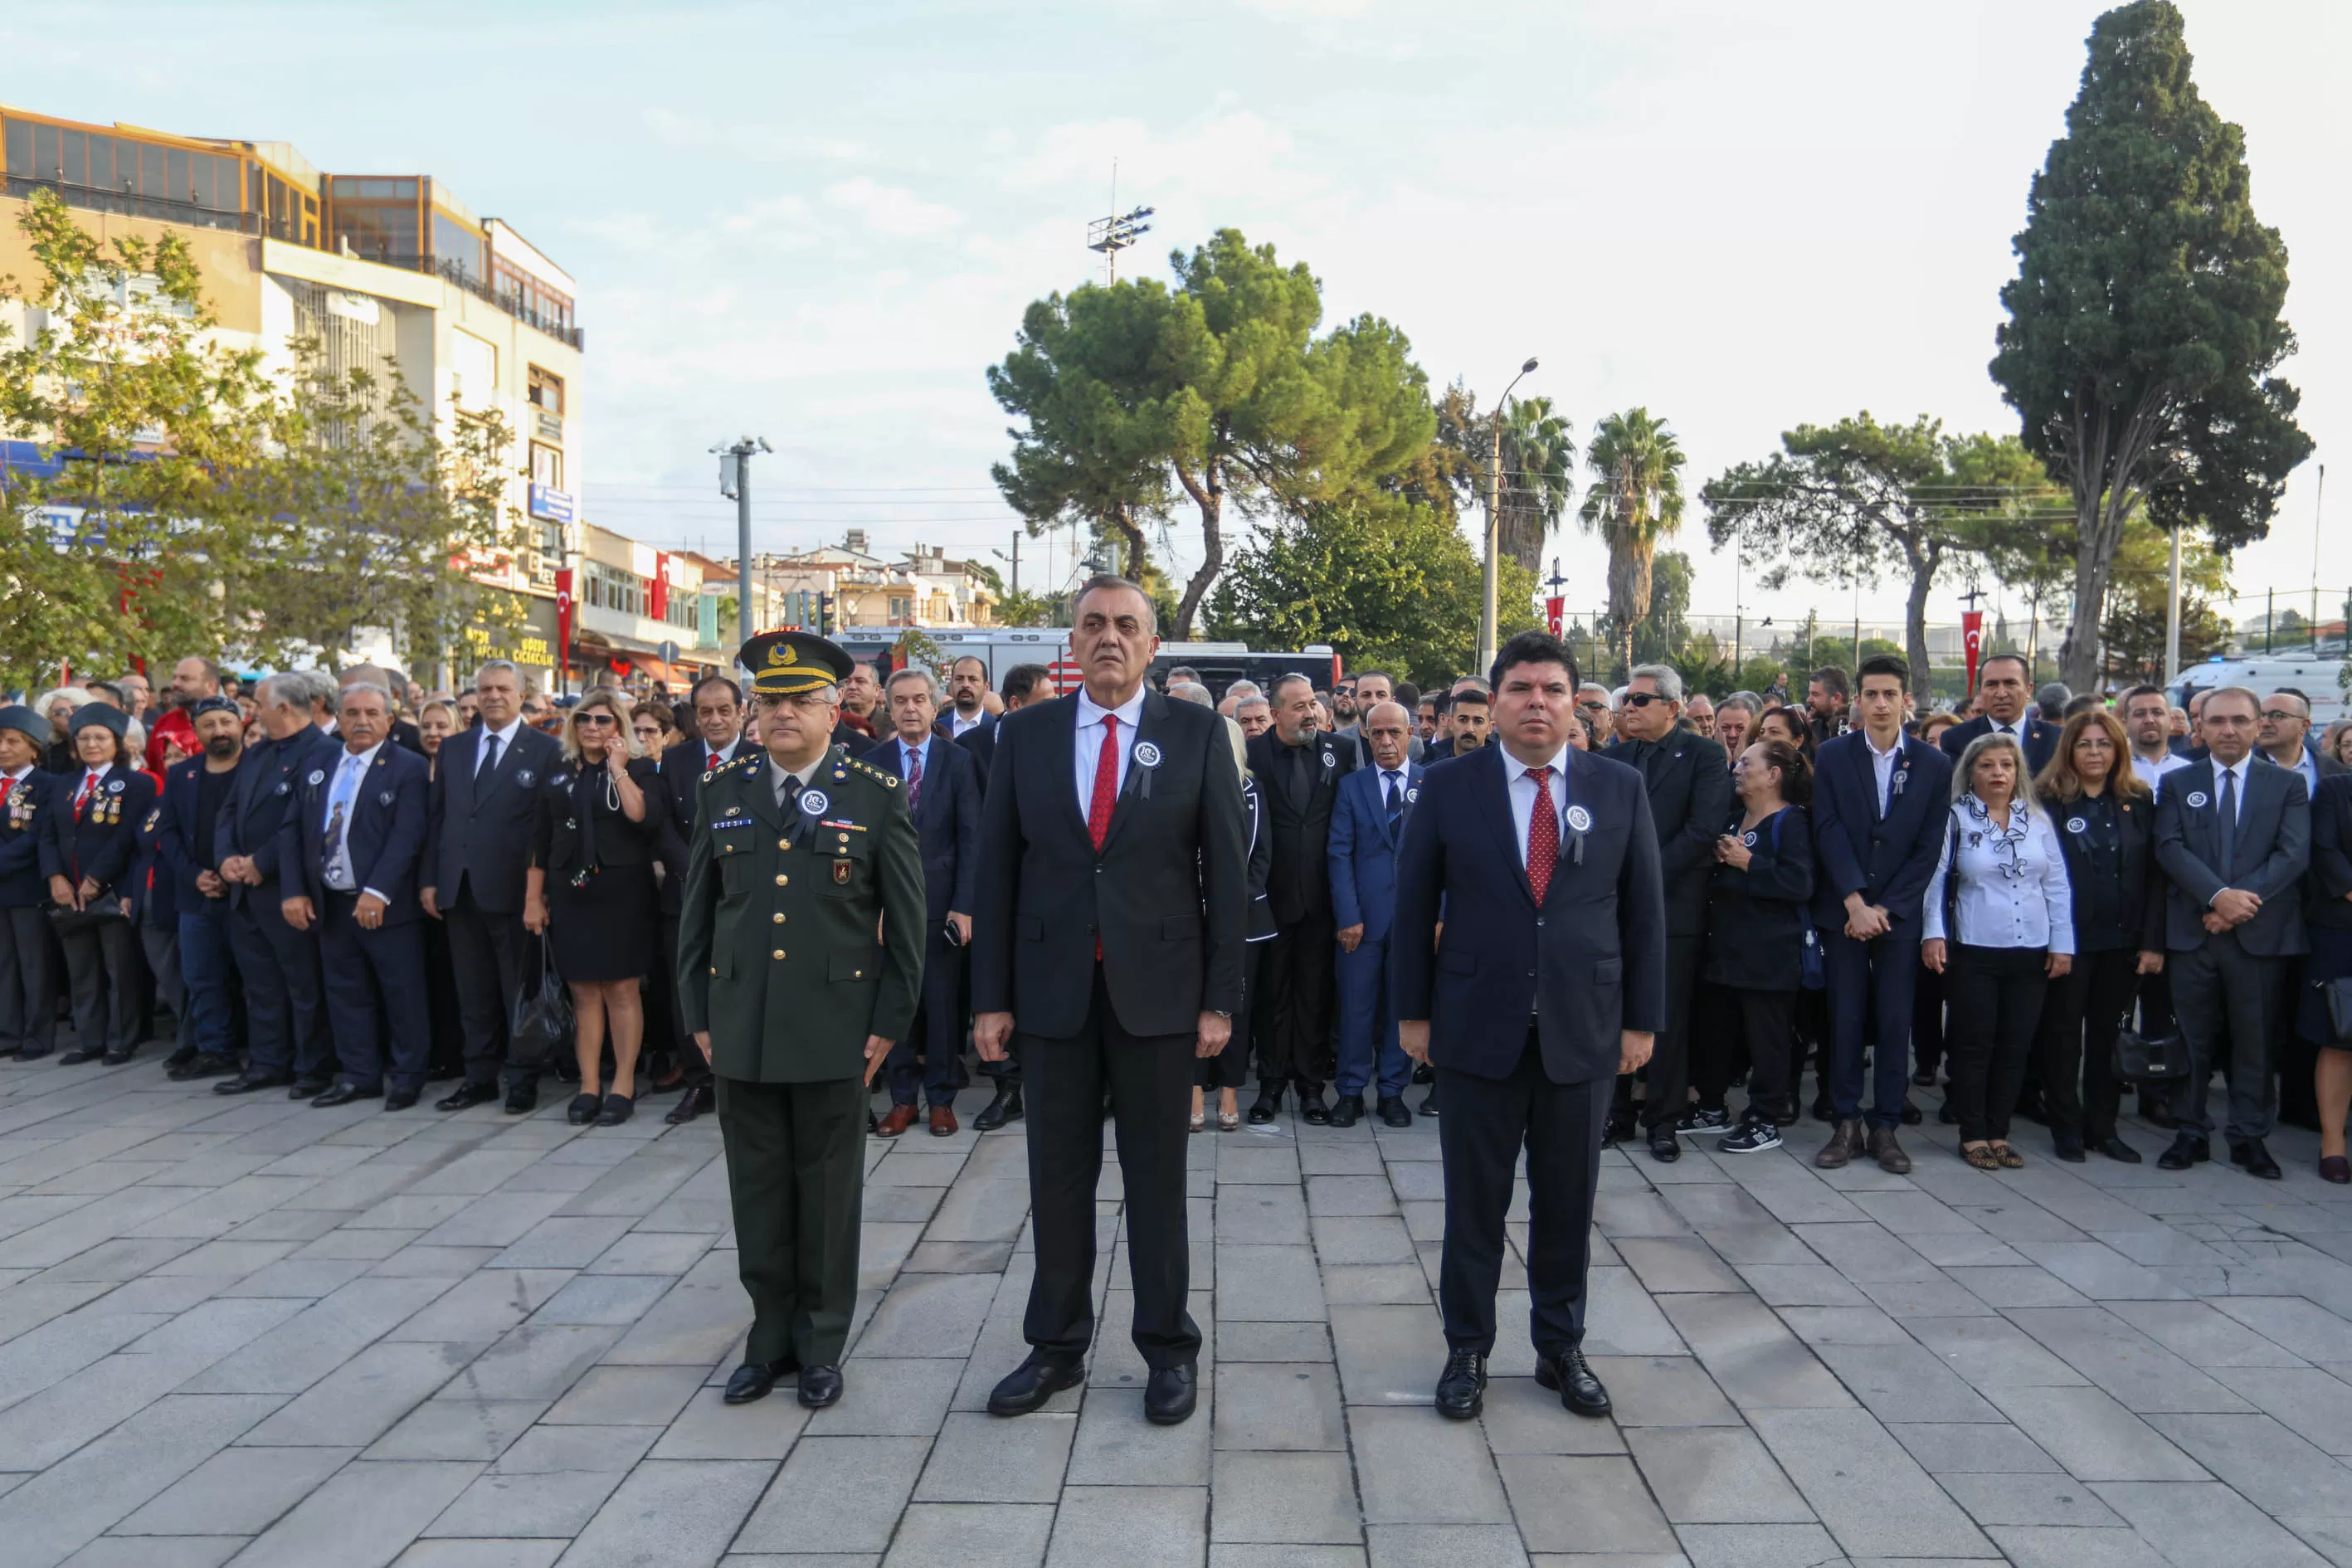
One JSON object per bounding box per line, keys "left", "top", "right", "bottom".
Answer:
{"left": 446, "top": 888, "right": 534, "bottom": 1088}
{"left": 2033, "top": 947, "right": 2140, "bottom": 1144}
{"left": 2171, "top": 934, "right": 2283, "bottom": 1142}
{"left": 1254, "top": 917, "right": 1334, "bottom": 1091}
{"left": 0, "top": 904, "right": 58, "bottom": 1054}
{"left": 1438, "top": 1030, "right": 1609, "bottom": 1356}
{"left": 230, "top": 900, "right": 331, "bottom": 1079}
{"left": 1022, "top": 966, "right": 1201, "bottom": 1371}
{"left": 56, "top": 908, "right": 143, "bottom": 1057}
{"left": 885, "top": 928, "right": 964, "bottom": 1107}
{"left": 1638, "top": 935, "right": 1702, "bottom": 1130}
{"left": 319, "top": 894, "right": 431, "bottom": 1091}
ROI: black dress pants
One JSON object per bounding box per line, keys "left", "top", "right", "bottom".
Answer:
{"left": 2034, "top": 947, "right": 2140, "bottom": 1144}
{"left": 1720, "top": 986, "right": 1800, "bottom": 1126}
{"left": 1255, "top": 918, "right": 1333, "bottom": 1093}
{"left": 56, "top": 907, "right": 142, "bottom": 1057}
{"left": 2171, "top": 933, "right": 2283, "bottom": 1142}
{"left": 0, "top": 903, "right": 58, "bottom": 1055}
{"left": 446, "top": 887, "right": 533, "bottom": 1089}
{"left": 1638, "top": 934, "right": 1702, "bottom": 1130}
{"left": 1945, "top": 944, "right": 2049, "bottom": 1142}
{"left": 1022, "top": 966, "right": 1201, "bottom": 1371}
{"left": 229, "top": 898, "right": 331, "bottom": 1079}
{"left": 1197, "top": 946, "right": 1258, "bottom": 1093}
{"left": 1437, "top": 1030, "right": 1609, "bottom": 1358}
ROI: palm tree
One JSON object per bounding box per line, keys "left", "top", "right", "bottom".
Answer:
{"left": 1579, "top": 407, "right": 1686, "bottom": 680}
{"left": 1495, "top": 397, "right": 1575, "bottom": 572}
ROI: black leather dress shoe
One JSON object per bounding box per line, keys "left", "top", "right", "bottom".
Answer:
{"left": 12, "top": 1046, "right": 51, "bottom": 1061}
{"left": 1246, "top": 1089, "right": 1283, "bottom": 1125}
{"left": 436, "top": 1082, "right": 499, "bottom": 1113}
{"left": 1144, "top": 1363, "right": 1196, "bottom": 1425}
{"left": 215, "top": 1070, "right": 292, "bottom": 1095}
{"left": 59, "top": 1046, "right": 105, "bottom": 1065}
{"left": 1434, "top": 1346, "right": 1486, "bottom": 1419}
{"left": 1536, "top": 1346, "right": 1612, "bottom": 1417}
{"left": 2053, "top": 1131, "right": 2087, "bottom": 1163}
{"left": 384, "top": 1087, "right": 421, "bottom": 1112}
{"left": 1329, "top": 1097, "right": 1362, "bottom": 1128}
{"left": 288, "top": 1077, "right": 331, "bottom": 1100}
{"left": 1647, "top": 1127, "right": 1680, "bottom": 1163}
{"left": 168, "top": 1052, "right": 237, "bottom": 1082}
{"left": 973, "top": 1088, "right": 1023, "bottom": 1130}
{"left": 723, "top": 1359, "right": 791, "bottom": 1405}
{"left": 2094, "top": 1135, "right": 2143, "bottom": 1164}
{"left": 1938, "top": 1101, "right": 1960, "bottom": 1126}
{"left": 1418, "top": 1084, "right": 1439, "bottom": 1118}
{"left": 504, "top": 1081, "right": 538, "bottom": 1115}
{"left": 100, "top": 1048, "right": 136, "bottom": 1066}
{"left": 1376, "top": 1096, "right": 1413, "bottom": 1128}
{"left": 797, "top": 1364, "right": 845, "bottom": 1409}
{"left": 2229, "top": 1137, "right": 2282, "bottom": 1181}
{"left": 1298, "top": 1092, "right": 1331, "bottom": 1126}
{"left": 987, "top": 1356, "right": 1084, "bottom": 1416}
{"left": 1899, "top": 1100, "right": 1923, "bottom": 1126}
{"left": 310, "top": 1083, "right": 381, "bottom": 1108}
{"left": 665, "top": 1082, "right": 715, "bottom": 1126}
{"left": 2157, "top": 1132, "right": 2210, "bottom": 1171}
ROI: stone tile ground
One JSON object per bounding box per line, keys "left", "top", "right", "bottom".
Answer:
{"left": 0, "top": 1049, "right": 2348, "bottom": 1568}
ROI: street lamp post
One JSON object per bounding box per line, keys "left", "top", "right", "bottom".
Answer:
{"left": 1479, "top": 357, "right": 1540, "bottom": 676}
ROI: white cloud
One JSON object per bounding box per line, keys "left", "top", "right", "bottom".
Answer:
{"left": 822, "top": 178, "right": 962, "bottom": 237}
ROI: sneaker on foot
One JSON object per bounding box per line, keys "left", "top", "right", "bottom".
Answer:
{"left": 1676, "top": 1106, "right": 1731, "bottom": 1133}
{"left": 1717, "top": 1120, "right": 1782, "bottom": 1154}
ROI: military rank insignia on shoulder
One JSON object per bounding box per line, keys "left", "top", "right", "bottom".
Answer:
{"left": 847, "top": 757, "right": 897, "bottom": 789}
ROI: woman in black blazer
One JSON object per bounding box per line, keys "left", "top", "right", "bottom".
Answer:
{"left": 40, "top": 704, "right": 158, "bottom": 1064}
{"left": 1697, "top": 737, "right": 1815, "bottom": 1153}
{"left": 2301, "top": 771, "right": 2352, "bottom": 1184}
{"left": 2032, "top": 709, "right": 2165, "bottom": 1165}
{"left": 1195, "top": 718, "right": 1275, "bottom": 1134}
{"left": 523, "top": 690, "right": 670, "bottom": 1126}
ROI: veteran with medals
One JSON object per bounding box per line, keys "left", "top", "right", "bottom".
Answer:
{"left": 679, "top": 631, "right": 924, "bottom": 1410}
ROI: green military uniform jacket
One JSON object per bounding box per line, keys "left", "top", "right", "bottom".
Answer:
{"left": 678, "top": 743, "right": 924, "bottom": 1082}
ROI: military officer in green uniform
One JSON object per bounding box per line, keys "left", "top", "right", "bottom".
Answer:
{"left": 680, "top": 630, "right": 924, "bottom": 1410}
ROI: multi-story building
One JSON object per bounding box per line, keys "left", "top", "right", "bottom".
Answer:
{"left": 735, "top": 534, "right": 1000, "bottom": 632}
{"left": 0, "top": 101, "right": 586, "bottom": 691}
{"left": 572, "top": 523, "right": 728, "bottom": 691}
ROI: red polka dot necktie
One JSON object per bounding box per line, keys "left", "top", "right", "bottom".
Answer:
{"left": 1088, "top": 715, "right": 1121, "bottom": 959}
{"left": 1526, "top": 764, "right": 1557, "bottom": 904}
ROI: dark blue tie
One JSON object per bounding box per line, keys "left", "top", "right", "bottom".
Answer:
{"left": 2217, "top": 767, "right": 2238, "bottom": 879}
{"left": 1383, "top": 770, "right": 1402, "bottom": 828}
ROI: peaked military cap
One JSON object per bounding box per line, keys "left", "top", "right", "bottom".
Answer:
{"left": 0, "top": 704, "right": 46, "bottom": 746}
{"left": 68, "top": 702, "right": 129, "bottom": 739}
{"left": 740, "top": 629, "right": 855, "bottom": 699}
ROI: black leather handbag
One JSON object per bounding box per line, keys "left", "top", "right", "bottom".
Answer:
{"left": 2323, "top": 976, "right": 2352, "bottom": 1044}
{"left": 2111, "top": 1014, "right": 2190, "bottom": 1081}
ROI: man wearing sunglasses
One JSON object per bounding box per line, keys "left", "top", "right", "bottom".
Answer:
{"left": 1575, "top": 686, "right": 1614, "bottom": 747}
{"left": 1605, "top": 666, "right": 1731, "bottom": 1159}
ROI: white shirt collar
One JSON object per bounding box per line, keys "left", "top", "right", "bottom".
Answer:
{"left": 1077, "top": 684, "right": 1147, "bottom": 730}
{"left": 482, "top": 717, "right": 523, "bottom": 747}
{"left": 338, "top": 740, "right": 386, "bottom": 773}
{"left": 703, "top": 737, "right": 738, "bottom": 762}
{"left": 1864, "top": 728, "right": 1904, "bottom": 760}
{"left": 1512, "top": 744, "right": 1572, "bottom": 782}
{"left": 2, "top": 764, "right": 32, "bottom": 782}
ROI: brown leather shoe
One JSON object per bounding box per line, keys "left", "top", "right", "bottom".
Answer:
{"left": 928, "top": 1105, "right": 958, "bottom": 1137}
{"left": 1814, "top": 1117, "right": 1863, "bottom": 1169}
{"left": 875, "top": 1103, "right": 918, "bottom": 1138}
{"left": 1867, "top": 1124, "right": 1911, "bottom": 1174}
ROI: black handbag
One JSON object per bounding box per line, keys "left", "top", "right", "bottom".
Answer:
{"left": 2111, "top": 1015, "right": 2190, "bottom": 1081}
{"left": 2324, "top": 976, "right": 2352, "bottom": 1044}
{"left": 509, "top": 941, "right": 575, "bottom": 1069}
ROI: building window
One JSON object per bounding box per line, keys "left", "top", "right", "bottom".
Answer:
{"left": 585, "top": 561, "right": 643, "bottom": 617}
{"left": 530, "top": 442, "right": 562, "bottom": 490}
{"left": 528, "top": 366, "right": 565, "bottom": 416}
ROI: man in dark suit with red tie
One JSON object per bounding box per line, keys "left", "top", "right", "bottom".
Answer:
{"left": 971, "top": 577, "right": 1248, "bottom": 1428}
{"left": 1393, "top": 631, "right": 1668, "bottom": 1424}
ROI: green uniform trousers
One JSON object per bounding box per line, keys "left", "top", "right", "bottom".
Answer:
{"left": 716, "top": 1074, "right": 866, "bottom": 1368}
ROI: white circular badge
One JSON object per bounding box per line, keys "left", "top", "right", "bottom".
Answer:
{"left": 107, "top": 778, "right": 125, "bottom": 793}
{"left": 2067, "top": 816, "right": 2087, "bottom": 834}
{"left": 800, "top": 789, "right": 830, "bottom": 817}
{"left": 1134, "top": 742, "right": 1161, "bottom": 768}
{"left": 1405, "top": 786, "right": 1419, "bottom": 805}
{"left": 515, "top": 769, "right": 536, "bottom": 788}
{"left": 2186, "top": 791, "right": 2209, "bottom": 808}
{"left": 1741, "top": 830, "right": 1758, "bottom": 847}
{"left": 1566, "top": 805, "right": 1592, "bottom": 833}
{"left": 306, "top": 770, "right": 324, "bottom": 786}
{"left": 1321, "top": 750, "right": 1336, "bottom": 769}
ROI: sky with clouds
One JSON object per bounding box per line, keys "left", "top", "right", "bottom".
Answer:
{"left": 7, "top": 0, "right": 2345, "bottom": 640}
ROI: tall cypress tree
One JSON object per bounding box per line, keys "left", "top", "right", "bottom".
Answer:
{"left": 1990, "top": 0, "right": 2311, "bottom": 689}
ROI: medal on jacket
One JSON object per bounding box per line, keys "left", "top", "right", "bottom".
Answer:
{"left": 1565, "top": 801, "right": 1591, "bottom": 865}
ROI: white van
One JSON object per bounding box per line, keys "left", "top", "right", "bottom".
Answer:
{"left": 2172, "top": 655, "right": 2348, "bottom": 729}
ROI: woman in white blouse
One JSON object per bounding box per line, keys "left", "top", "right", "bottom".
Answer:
{"left": 1923, "top": 733, "right": 2074, "bottom": 1170}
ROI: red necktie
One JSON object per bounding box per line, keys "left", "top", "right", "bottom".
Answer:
{"left": 1526, "top": 765, "right": 1558, "bottom": 904}
{"left": 74, "top": 772, "right": 99, "bottom": 818}
{"left": 709, "top": 750, "right": 723, "bottom": 772}
{"left": 1088, "top": 715, "right": 1120, "bottom": 851}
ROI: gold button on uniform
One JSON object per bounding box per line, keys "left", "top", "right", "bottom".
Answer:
{"left": 772, "top": 949, "right": 786, "bottom": 960}
{"left": 779, "top": 840, "right": 791, "bottom": 850}
{"left": 772, "top": 913, "right": 785, "bottom": 924}
{"left": 775, "top": 874, "right": 788, "bottom": 886}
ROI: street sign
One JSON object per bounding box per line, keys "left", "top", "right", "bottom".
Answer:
{"left": 656, "top": 640, "right": 679, "bottom": 664}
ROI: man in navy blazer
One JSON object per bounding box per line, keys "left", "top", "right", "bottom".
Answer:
{"left": 1329, "top": 701, "right": 1421, "bottom": 1128}
{"left": 876, "top": 668, "right": 985, "bottom": 1135}
{"left": 212, "top": 674, "right": 341, "bottom": 1096}
{"left": 153, "top": 697, "right": 248, "bottom": 1079}
{"left": 1939, "top": 654, "right": 2059, "bottom": 773}
{"left": 277, "top": 681, "right": 432, "bottom": 1108}
{"left": 1810, "top": 654, "right": 1952, "bottom": 1173}
{"left": 2152, "top": 685, "right": 2311, "bottom": 1179}
{"left": 1393, "top": 631, "right": 1666, "bottom": 1424}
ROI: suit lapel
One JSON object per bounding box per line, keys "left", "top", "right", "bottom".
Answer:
{"left": 1054, "top": 698, "right": 1093, "bottom": 847}
{"left": 1098, "top": 690, "right": 1166, "bottom": 855}
{"left": 471, "top": 727, "right": 525, "bottom": 814}
{"left": 1480, "top": 748, "right": 1536, "bottom": 907}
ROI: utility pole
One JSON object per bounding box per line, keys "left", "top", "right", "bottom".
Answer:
{"left": 2313, "top": 463, "right": 2326, "bottom": 650}
{"left": 1480, "top": 357, "right": 1540, "bottom": 674}
{"left": 1086, "top": 165, "right": 1153, "bottom": 285}
{"left": 2165, "top": 524, "right": 2182, "bottom": 682}
{"left": 1009, "top": 530, "right": 1020, "bottom": 595}
{"left": 713, "top": 436, "right": 771, "bottom": 640}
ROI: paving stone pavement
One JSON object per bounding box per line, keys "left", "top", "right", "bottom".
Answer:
{"left": 1, "top": 1051, "right": 2349, "bottom": 1568}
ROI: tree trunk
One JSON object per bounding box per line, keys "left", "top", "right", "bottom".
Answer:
{"left": 1173, "top": 450, "right": 1225, "bottom": 640}
{"left": 1608, "top": 533, "right": 1654, "bottom": 684}
{"left": 1903, "top": 544, "right": 1937, "bottom": 698}
{"left": 1108, "top": 501, "right": 1147, "bottom": 584}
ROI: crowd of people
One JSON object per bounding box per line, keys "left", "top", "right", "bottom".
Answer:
{"left": 2, "top": 606, "right": 2347, "bottom": 1422}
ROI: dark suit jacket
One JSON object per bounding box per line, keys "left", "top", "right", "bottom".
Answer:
{"left": 878, "top": 733, "right": 982, "bottom": 923}
{"left": 390, "top": 718, "right": 425, "bottom": 757}
{"left": 655, "top": 737, "right": 750, "bottom": 912}
{"left": 1809, "top": 730, "right": 1955, "bottom": 927}
{"left": 0, "top": 770, "right": 51, "bottom": 907}
{"left": 40, "top": 762, "right": 158, "bottom": 901}
{"left": 152, "top": 756, "right": 226, "bottom": 910}
{"left": 1245, "top": 730, "right": 1359, "bottom": 926}
{"left": 214, "top": 727, "right": 339, "bottom": 910}
{"left": 1391, "top": 744, "right": 1668, "bottom": 1085}
{"left": 1607, "top": 731, "right": 1733, "bottom": 937}
{"left": 2306, "top": 773, "right": 2352, "bottom": 933}
{"left": 957, "top": 719, "right": 998, "bottom": 786}
{"left": 970, "top": 689, "right": 1248, "bottom": 1039}
{"left": 2043, "top": 787, "right": 2167, "bottom": 953}
{"left": 830, "top": 718, "right": 875, "bottom": 758}
{"left": 1939, "top": 713, "right": 2061, "bottom": 774}
{"left": 1702, "top": 804, "right": 1814, "bottom": 991}
{"left": 1328, "top": 761, "right": 1421, "bottom": 942}
{"left": 129, "top": 783, "right": 176, "bottom": 927}
{"left": 277, "top": 743, "right": 431, "bottom": 923}
{"left": 2154, "top": 757, "right": 2311, "bottom": 957}
{"left": 421, "top": 722, "right": 565, "bottom": 913}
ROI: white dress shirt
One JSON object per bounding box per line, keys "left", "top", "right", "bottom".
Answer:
{"left": 2132, "top": 748, "right": 2188, "bottom": 796}
{"left": 2211, "top": 755, "right": 2252, "bottom": 821}
{"left": 1922, "top": 797, "right": 2075, "bottom": 953}
{"left": 700, "top": 736, "right": 741, "bottom": 771}
{"left": 950, "top": 710, "right": 985, "bottom": 738}
{"left": 1074, "top": 686, "right": 1147, "bottom": 817}
{"left": 475, "top": 717, "right": 523, "bottom": 777}
{"left": 322, "top": 742, "right": 388, "bottom": 899}
{"left": 1864, "top": 729, "right": 1904, "bottom": 817}
{"left": 1505, "top": 744, "right": 1571, "bottom": 869}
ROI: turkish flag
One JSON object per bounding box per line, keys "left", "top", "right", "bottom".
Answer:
{"left": 649, "top": 553, "right": 669, "bottom": 621}
{"left": 1546, "top": 597, "right": 1566, "bottom": 636}
{"left": 555, "top": 569, "right": 575, "bottom": 668}
{"left": 1962, "top": 610, "right": 1984, "bottom": 693}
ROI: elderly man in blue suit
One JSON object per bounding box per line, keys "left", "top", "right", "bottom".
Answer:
{"left": 1328, "top": 700, "right": 1421, "bottom": 1128}
{"left": 1810, "top": 654, "right": 1952, "bottom": 1174}
{"left": 1394, "top": 631, "right": 1667, "bottom": 1425}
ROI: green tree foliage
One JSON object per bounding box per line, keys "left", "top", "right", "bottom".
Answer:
{"left": 1703, "top": 413, "right": 2057, "bottom": 689}
{"left": 989, "top": 229, "right": 1437, "bottom": 638}
{"left": 1990, "top": 0, "right": 2312, "bottom": 690}
{"left": 2099, "top": 516, "right": 2230, "bottom": 682}
{"left": 1434, "top": 383, "right": 1575, "bottom": 572}
{"left": 992, "top": 588, "right": 1059, "bottom": 629}
{"left": 1206, "top": 499, "right": 1536, "bottom": 689}
{"left": 1579, "top": 408, "right": 1685, "bottom": 681}
{"left": 0, "top": 189, "right": 275, "bottom": 689}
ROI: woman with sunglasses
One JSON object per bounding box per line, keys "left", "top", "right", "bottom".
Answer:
{"left": 523, "top": 689, "right": 672, "bottom": 1125}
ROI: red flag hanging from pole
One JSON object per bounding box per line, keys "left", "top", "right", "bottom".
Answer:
{"left": 555, "top": 569, "right": 575, "bottom": 670}
{"left": 1961, "top": 610, "right": 1984, "bottom": 694}
{"left": 1546, "top": 597, "right": 1566, "bottom": 636}
{"left": 648, "top": 553, "right": 670, "bottom": 621}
